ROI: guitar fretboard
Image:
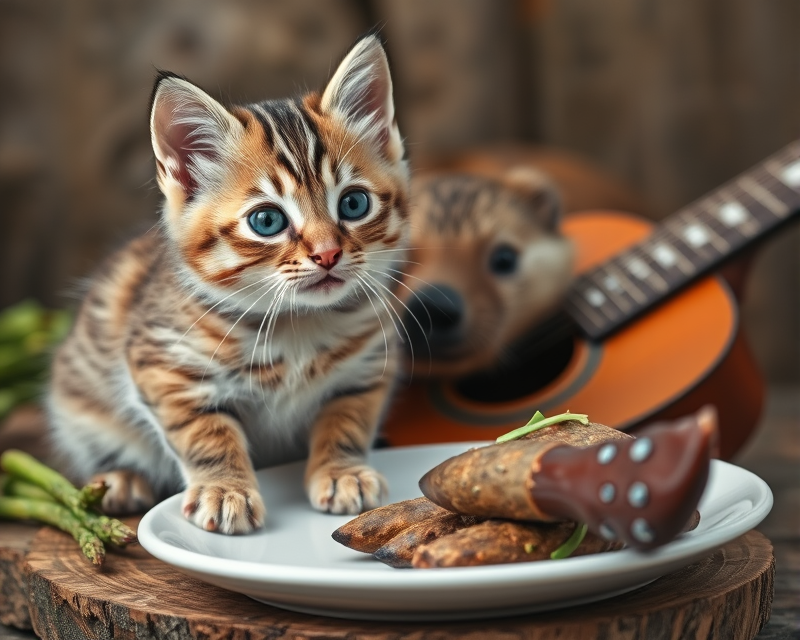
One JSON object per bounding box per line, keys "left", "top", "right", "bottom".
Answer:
{"left": 566, "top": 141, "right": 800, "bottom": 341}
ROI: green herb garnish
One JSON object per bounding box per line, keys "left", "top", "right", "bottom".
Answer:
{"left": 550, "top": 523, "right": 588, "bottom": 560}
{"left": 496, "top": 411, "right": 589, "bottom": 443}
{"left": 523, "top": 542, "right": 537, "bottom": 554}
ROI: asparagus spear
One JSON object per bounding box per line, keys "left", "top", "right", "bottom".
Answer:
{"left": 2, "top": 476, "right": 54, "bottom": 502}
{"left": 0, "top": 449, "right": 91, "bottom": 511}
{"left": 0, "top": 496, "right": 105, "bottom": 566}
{"left": 0, "top": 451, "right": 137, "bottom": 546}
{"left": 77, "top": 480, "right": 108, "bottom": 508}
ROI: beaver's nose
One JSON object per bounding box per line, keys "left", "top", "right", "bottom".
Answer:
{"left": 404, "top": 285, "right": 464, "bottom": 354}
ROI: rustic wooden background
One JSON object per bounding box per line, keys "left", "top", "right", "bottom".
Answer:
{"left": 1, "top": 0, "right": 798, "bottom": 381}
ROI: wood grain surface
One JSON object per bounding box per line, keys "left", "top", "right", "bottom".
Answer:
{"left": 0, "top": 522, "right": 773, "bottom": 640}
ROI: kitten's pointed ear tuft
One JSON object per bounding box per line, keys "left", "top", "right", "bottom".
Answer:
{"left": 503, "top": 167, "right": 563, "bottom": 230}
{"left": 149, "top": 73, "right": 242, "bottom": 204}
{"left": 321, "top": 35, "right": 402, "bottom": 161}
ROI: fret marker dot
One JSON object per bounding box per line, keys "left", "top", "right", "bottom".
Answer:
{"left": 629, "top": 438, "right": 654, "bottom": 463}
{"left": 586, "top": 287, "right": 607, "bottom": 307}
{"left": 627, "top": 258, "right": 651, "bottom": 280}
{"left": 631, "top": 518, "right": 655, "bottom": 544}
{"left": 603, "top": 275, "right": 621, "bottom": 292}
{"left": 627, "top": 482, "right": 649, "bottom": 508}
{"left": 684, "top": 224, "right": 710, "bottom": 248}
{"left": 782, "top": 160, "right": 800, "bottom": 188}
{"left": 653, "top": 244, "right": 677, "bottom": 269}
{"left": 719, "top": 202, "right": 748, "bottom": 227}
{"left": 599, "top": 483, "right": 616, "bottom": 504}
{"left": 597, "top": 444, "right": 617, "bottom": 465}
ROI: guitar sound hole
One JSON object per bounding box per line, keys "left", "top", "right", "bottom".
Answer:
{"left": 454, "top": 336, "right": 575, "bottom": 403}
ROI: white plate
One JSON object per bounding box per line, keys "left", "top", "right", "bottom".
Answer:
{"left": 138, "top": 443, "right": 772, "bottom": 621}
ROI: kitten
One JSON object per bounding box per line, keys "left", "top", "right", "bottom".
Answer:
{"left": 398, "top": 169, "right": 573, "bottom": 377}
{"left": 46, "top": 35, "right": 410, "bottom": 534}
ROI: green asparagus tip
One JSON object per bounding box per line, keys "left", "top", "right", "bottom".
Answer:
{"left": 78, "top": 480, "right": 108, "bottom": 508}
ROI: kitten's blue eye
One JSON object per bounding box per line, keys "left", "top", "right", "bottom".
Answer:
{"left": 248, "top": 207, "right": 288, "bottom": 237}
{"left": 338, "top": 189, "right": 371, "bottom": 221}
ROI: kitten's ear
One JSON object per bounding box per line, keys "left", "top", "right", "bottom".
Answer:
{"left": 149, "top": 72, "right": 243, "bottom": 204}
{"left": 503, "top": 167, "right": 563, "bottom": 231}
{"left": 320, "top": 35, "right": 402, "bottom": 161}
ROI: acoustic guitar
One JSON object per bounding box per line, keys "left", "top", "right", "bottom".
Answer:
{"left": 382, "top": 140, "right": 800, "bottom": 459}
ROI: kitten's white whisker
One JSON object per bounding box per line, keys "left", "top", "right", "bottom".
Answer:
{"left": 360, "top": 273, "right": 417, "bottom": 376}
{"left": 202, "top": 278, "right": 280, "bottom": 383}
{"left": 176, "top": 273, "right": 279, "bottom": 346}
{"left": 355, "top": 279, "right": 389, "bottom": 377}
{"left": 364, "top": 258, "right": 424, "bottom": 267}
{"left": 266, "top": 283, "right": 291, "bottom": 366}
{"left": 363, "top": 267, "right": 433, "bottom": 337}
{"left": 362, "top": 247, "right": 423, "bottom": 255}
{"left": 363, "top": 272, "right": 431, "bottom": 374}
{"left": 248, "top": 279, "right": 286, "bottom": 395}
{"left": 356, "top": 275, "right": 404, "bottom": 346}
{"left": 381, "top": 267, "right": 459, "bottom": 304}
{"left": 260, "top": 281, "right": 289, "bottom": 371}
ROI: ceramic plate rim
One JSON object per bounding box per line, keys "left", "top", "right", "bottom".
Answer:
{"left": 139, "top": 444, "right": 773, "bottom": 593}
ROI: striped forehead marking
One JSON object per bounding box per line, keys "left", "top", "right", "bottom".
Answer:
{"left": 248, "top": 100, "right": 324, "bottom": 186}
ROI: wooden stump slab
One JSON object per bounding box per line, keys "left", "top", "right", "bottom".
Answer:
{"left": 0, "top": 520, "right": 774, "bottom": 640}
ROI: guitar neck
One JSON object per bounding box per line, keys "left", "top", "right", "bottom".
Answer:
{"left": 566, "top": 140, "right": 800, "bottom": 341}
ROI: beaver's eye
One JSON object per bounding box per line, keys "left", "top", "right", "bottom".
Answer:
{"left": 489, "top": 244, "right": 518, "bottom": 275}
{"left": 338, "top": 189, "right": 371, "bottom": 221}
{"left": 248, "top": 207, "right": 288, "bottom": 237}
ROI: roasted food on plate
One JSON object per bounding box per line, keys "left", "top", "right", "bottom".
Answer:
{"left": 333, "top": 408, "right": 715, "bottom": 567}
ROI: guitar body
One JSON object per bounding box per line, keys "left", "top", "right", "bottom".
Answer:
{"left": 382, "top": 211, "right": 765, "bottom": 459}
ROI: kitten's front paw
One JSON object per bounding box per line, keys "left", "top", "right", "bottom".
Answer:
{"left": 182, "top": 482, "right": 265, "bottom": 534}
{"left": 306, "top": 464, "right": 387, "bottom": 514}
{"left": 91, "top": 470, "right": 155, "bottom": 515}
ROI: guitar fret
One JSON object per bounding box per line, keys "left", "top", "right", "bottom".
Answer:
{"left": 592, "top": 268, "right": 633, "bottom": 313}
{"left": 604, "top": 262, "right": 648, "bottom": 304}
{"left": 623, "top": 251, "right": 669, "bottom": 292}
{"left": 694, "top": 198, "right": 750, "bottom": 249}
{"left": 760, "top": 164, "right": 800, "bottom": 208}
{"left": 687, "top": 215, "right": 729, "bottom": 253}
{"left": 666, "top": 215, "right": 718, "bottom": 267}
{"left": 707, "top": 192, "right": 759, "bottom": 238}
{"left": 738, "top": 174, "right": 788, "bottom": 217}
{"left": 580, "top": 285, "right": 619, "bottom": 322}
{"left": 567, "top": 286, "right": 608, "bottom": 330}
{"left": 725, "top": 181, "right": 776, "bottom": 228}
{"left": 657, "top": 226, "right": 700, "bottom": 276}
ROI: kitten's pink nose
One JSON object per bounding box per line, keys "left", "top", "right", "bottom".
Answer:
{"left": 310, "top": 247, "right": 343, "bottom": 270}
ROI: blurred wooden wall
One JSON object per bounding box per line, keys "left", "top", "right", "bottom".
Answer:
{"left": 1, "top": 0, "right": 798, "bottom": 380}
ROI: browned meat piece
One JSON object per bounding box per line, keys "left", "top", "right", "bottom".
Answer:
{"left": 420, "top": 408, "right": 716, "bottom": 550}
{"left": 373, "top": 512, "right": 479, "bottom": 568}
{"left": 412, "top": 520, "right": 622, "bottom": 568}
{"left": 331, "top": 496, "right": 449, "bottom": 553}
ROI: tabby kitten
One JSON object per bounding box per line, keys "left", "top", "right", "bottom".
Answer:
{"left": 47, "top": 35, "right": 410, "bottom": 534}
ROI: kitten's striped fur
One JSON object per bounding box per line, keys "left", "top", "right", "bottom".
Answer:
{"left": 47, "top": 36, "right": 410, "bottom": 534}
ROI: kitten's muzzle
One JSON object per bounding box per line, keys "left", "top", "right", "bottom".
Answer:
{"left": 404, "top": 285, "right": 466, "bottom": 358}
